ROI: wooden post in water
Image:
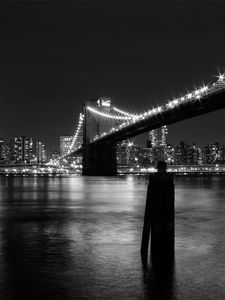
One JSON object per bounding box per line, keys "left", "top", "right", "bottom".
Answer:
{"left": 141, "top": 161, "right": 174, "bottom": 264}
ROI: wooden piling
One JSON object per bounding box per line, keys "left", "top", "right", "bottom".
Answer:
{"left": 141, "top": 161, "right": 175, "bottom": 264}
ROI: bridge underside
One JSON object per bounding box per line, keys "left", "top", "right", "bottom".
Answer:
{"left": 82, "top": 142, "right": 117, "bottom": 176}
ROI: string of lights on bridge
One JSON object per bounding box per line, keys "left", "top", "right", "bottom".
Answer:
{"left": 65, "top": 72, "right": 225, "bottom": 156}
{"left": 67, "top": 113, "right": 84, "bottom": 154}
{"left": 87, "top": 106, "right": 138, "bottom": 121}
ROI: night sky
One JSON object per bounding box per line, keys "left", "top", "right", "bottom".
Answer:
{"left": 1, "top": 1, "right": 225, "bottom": 153}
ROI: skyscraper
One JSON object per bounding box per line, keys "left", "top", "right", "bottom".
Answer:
{"left": 9, "top": 136, "right": 47, "bottom": 164}
{"left": 148, "top": 126, "right": 168, "bottom": 161}
{"left": 60, "top": 136, "right": 73, "bottom": 157}
{"left": 0, "top": 138, "right": 4, "bottom": 161}
{"left": 161, "top": 126, "right": 168, "bottom": 147}
{"left": 37, "top": 141, "right": 47, "bottom": 163}
{"left": 10, "top": 136, "right": 25, "bottom": 163}
{"left": 149, "top": 126, "right": 168, "bottom": 148}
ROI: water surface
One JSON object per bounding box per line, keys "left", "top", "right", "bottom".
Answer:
{"left": 0, "top": 175, "right": 225, "bottom": 299}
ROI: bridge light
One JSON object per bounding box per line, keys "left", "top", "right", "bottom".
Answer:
{"left": 167, "top": 102, "right": 173, "bottom": 108}
{"left": 172, "top": 99, "right": 179, "bottom": 105}
{"left": 181, "top": 97, "right": 185, "bottom": 101}
{"left": 157, "top": 106, "right": 162, "bottom": 112}
{"left": 87, "top": 106, "right": 133, "bottom": 121}
{"left": 218, "top": 73, "right": 225, "bottom": 81}
{"left": 113, "top": 106, "right": 136, "bottom": 117}
{"left": 201, "top": 85, "right": 208, "bottom": 93}
{"left": 187, "top": 93, "right": 192, "bottom": 99}
{"left": 195, "top": 89, "right": 200, "bottom": 95}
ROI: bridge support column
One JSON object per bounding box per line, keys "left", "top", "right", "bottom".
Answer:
{"left": 141, "top": 162, "right": 174, "bottom": 265}
{"left": 82, "top": 142, "right": 117, "bottom": 176}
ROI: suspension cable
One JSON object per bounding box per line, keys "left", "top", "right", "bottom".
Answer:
{"left": 86, "top": 106, "right": 136, "bottom": 121}
{"left": 113, "top": 106, "right": 137, "bottom": 117}
{"left": 67, "top": 113, "right": 84, "bottom": 155}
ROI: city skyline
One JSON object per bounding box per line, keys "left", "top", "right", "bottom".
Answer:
{"left": 0, "top": 2, "right": 225, "bottom": 151}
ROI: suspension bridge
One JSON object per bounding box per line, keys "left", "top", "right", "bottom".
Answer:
{"left": 64, "top": 72, "right": 225, "bottom": 176}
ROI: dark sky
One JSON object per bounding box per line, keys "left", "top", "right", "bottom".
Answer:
{"left": 1, "top": 1, "right": 225, "bottom": 152}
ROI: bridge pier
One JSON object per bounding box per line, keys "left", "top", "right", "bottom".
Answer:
{"left": 82, "top": 142, "right": 117, "bottom": 176}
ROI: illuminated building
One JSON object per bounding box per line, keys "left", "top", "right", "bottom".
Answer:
{"left": 10, "top": 136, "right": 25, "bottom": 163}
{"left": 117, "top": 140, "right": 153, "bottom": 169}
{"left": 24, "top": 138, "right": 38, "bottom": 163}
{"left": 219, "top": 145, "right": 225, "bottom": 163}
{"left": 148, "top": 126, "right": 168, "bottom": 148}
{"left": 202, "top": 145, "right": 213, "bottom": 164}
{"left": 202, "top": 143, "right": 225, "bottom": 164}
{"left": 173, "top": 142, "right": 203, "bottom": 165}
{"left": 165, "top": 144, "right": 175, "bottom": 165}
{"left": 174, "top": 142, "right": 191, "bottom": 165}
{"left": 3, "top": 143, "right": 10, "bottom": 162}
{"left": 0, "top": 138, "right": 9, "bottom": 165}
{"left": 117, "top": 140, "right": 225, "bottom": 170}
{"left": 0, "top": 138, "right": 4, "bottom": 161}
{"left": 148, "top": 126, "right": 168, "bottom": 161}
{"left": 37, "top": 141, "right": 47, "bottom": 163}
{"left": 49, "top": 150, "right": 60, "bottom": 160}
{"left": 161, "top": 126, "right": 168, "bottom": 147}
{"left": 9, "top": 136, "right": 47, "bottom": 164}
{"left": 60, "top": 136, "right": 73, "bottom": 157}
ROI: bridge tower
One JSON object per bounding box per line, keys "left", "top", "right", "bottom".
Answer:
{"left": 82, "top": 98, "right": 117, "bottom": 176}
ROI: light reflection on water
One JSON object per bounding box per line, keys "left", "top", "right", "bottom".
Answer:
{"left": 0, "top": 175, "right": 225, "bottom": 299}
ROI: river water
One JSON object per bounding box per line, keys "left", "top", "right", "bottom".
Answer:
{"left": 0, "top": 175, "right": 224, "bottom": 299}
